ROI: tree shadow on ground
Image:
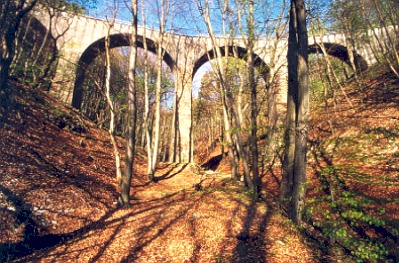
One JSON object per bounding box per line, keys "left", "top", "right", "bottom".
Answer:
{"left": 303, "top": 138, "right": 399, "bottom": 262}
{"left": 118, "top": 188, "right": 213, "bottom": 262}
{"left": 201, "top": 181, "right": 275, "bottom": 263}
{"left": 154, "top": 163, "right": 188, "bottom": 182}
{"left": 230, "top": 198, "right": 273, "bottom": 263}
{"left": 0, "top": 185, "right": 195, "bottom": 262}
{"left": 0, "top": 181, "right": 117, "bottom": 262}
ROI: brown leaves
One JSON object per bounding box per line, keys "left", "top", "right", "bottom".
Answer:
{"left": 1, "top": 81, "right": 316, "bottom": 262}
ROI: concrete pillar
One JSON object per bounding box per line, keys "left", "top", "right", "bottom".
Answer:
{"left": 50, "top": 58, "right": 78, "bottom": 104}
{"left": 172, "top": 67, "right": 193, "bottom": 163}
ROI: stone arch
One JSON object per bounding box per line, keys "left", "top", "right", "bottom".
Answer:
{"left": 308, "top": 43, "right": 368, "bottom": 72}
{"left": 71, "top": 33, "right": 176, "bottom": 109}
{"left": 192, "top": 45, "right": 270, "bottom": 81}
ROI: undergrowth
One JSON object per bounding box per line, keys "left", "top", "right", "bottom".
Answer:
{"left": 305, "top": 165, "right": 399, "bottom": 262}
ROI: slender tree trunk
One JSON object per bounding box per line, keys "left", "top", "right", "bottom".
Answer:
{"left": 237, "top": 70, "right": 245, "bottom": 125}
{"left": 168, "top": 94, "right": 177, "bottom": 163}
{"left": 104, "top": 4, "right": 122, "bottom": 183}
{"left": 119, "top": 0, "right": 138, "bottom": 207}
{"left": 280, "top": 0, "right": 298, "bottom": 212}
{"left": 201, "top": 0, "right": 252, "bottom": 187}
{"left": 141, "top": 0, "right": 154, "bottom": 180}
{"left": 11, "top": 14, "right": 32, "bottom": 75}
{"left": 265, "top": 1, "right": 287, "bottom": 164}
{"left": 247, "top": 0, "right": 260, "bottom": 197}
{"left": 291, "top": 0, "right": 309, "bottom": 225}
{"left": 220, "top": 84, "right": 240, "bottom": 180}
{"left": 148, "top": 0, "right": 170, "bottom": 179}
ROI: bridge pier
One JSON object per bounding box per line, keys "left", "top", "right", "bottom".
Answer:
{"left": 169, "top": 68, "right": 193, "bottom": 163}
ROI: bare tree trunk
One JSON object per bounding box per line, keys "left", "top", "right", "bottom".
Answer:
{"left": 247, "top": 0, "right": 260, "bottom": 197}
{"left": 141, "top": 0, "right": 154, "bottom": 180}
{"left": 280, "top": 0, "right": 298, "bottom": 212}
{"left": 220, "top": 84, "right": 240, "bottom": 180}
{"left": 265, "top": 1, "right": 287, "bottom": 164}
{"left": 291, "top": 0, "right": 309, "bottom": 225}
{"left": 119, "top": 0, "right": 138, "bottom": 207}
{"left": 104, "top": 2, "right": 122, "bottom": 183}
{"left": 280, "top": 0, "right": 309, "bottom": 225}
{"left": 148, "top": 0, "right": 168, "bottom": 181}
{"left": 11, "top": 14, "right": 32, "bottom": 75}
{"left": 168, "top": 94, "right": 177, "bottom": 163}
{"left": 200, "top": 0, "right": 252, "bottom": 187}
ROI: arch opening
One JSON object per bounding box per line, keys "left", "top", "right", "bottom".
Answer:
{"left": 308, "top": 43, "right": 368, "bottom": 72}
{"left": 72, "top": 33, "right": 176, "bottom": 109}
{"left": 72, "top": 35, "right": 176, "bottom": 147}
{"left": 192, "top": 46, "right": 270, "bottom": 80}
{"left": 191, "top": 47, "right": 271, "bottom": 165}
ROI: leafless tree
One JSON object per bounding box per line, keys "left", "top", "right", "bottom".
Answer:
{"left": 280, "top": 0, "right": 309, "bottom": 225}
{"left": 119, "top": 0, "right": 138, "bottom": 207}
{"left": 103, "top": 1, "right": 123, "bottom": 182}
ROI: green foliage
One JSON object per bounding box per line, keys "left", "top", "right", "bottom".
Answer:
{"left": 304, "top": 165, "right": 398, "bottom": 262}
{"left": 308, "top": 53, "right": 354, "bottom": 109}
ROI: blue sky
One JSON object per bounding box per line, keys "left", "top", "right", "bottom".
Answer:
{"left": 84, "top": 0, "right": 290, "bottom": 37}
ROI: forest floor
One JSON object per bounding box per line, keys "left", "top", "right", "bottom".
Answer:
{"left": 0, "top": 66, "right": 399, "bottom": 262}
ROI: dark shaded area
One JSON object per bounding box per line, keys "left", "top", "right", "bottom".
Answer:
{"left": 0, "top": 184, "right": 67, "bottom": 262}
{"left": 360, "top": 71, "right": 399, "bottom": 107}
{"left": 231, "top": 199, "right": 273, "bottom": 263}
{"left": 0, "top": 174, "right": 197, "bottom": 263}
{"left": 201, "top": 154, "right": 223, "bottom": 171}
{"left": 12, "top": 15, "right": 58, "bottom": 89}
{"left": 0, "top": 83, "right": 120, "bottom": 261}
{"left": 308, "top": 43, "right": 368, "bottom": 72}
{"left": 72, "top": 33, "right": 176, "bottom": 109}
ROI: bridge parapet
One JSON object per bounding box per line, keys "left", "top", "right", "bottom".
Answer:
{"left": 28, "top": 6, "right": 389, "bottom": 163}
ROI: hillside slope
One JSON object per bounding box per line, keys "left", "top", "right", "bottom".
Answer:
{"left": 0, "top": 81, "right": 314, "bottom": 262}
{"left": 306, "top": 68, "right": 399, "bottom": 261}
{"left": 0, "top": 66, "right": 398, "bottom": 262}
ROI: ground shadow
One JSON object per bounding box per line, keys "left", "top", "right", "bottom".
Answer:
{"left": 304, "top": 138, "right": 399, "bottom": 262}
{"left": 154, "top": 163, "right": 188, "bottom": 182}
{"left": 0, "top": 187, "right": 192, "bottom": 262}
{"left": 0, "top": 184, "right": 76, "bottom": 262}
{"left": 230, "top": 198, "right": 273, "bottom": 263}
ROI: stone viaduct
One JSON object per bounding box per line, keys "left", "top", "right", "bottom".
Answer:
{"left": 30, "top": 6, "right": 377, "bottom": 163}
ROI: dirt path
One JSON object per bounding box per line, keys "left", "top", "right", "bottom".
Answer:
{"left": 1, "top": 161, "right": 316, "bottom": 262}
